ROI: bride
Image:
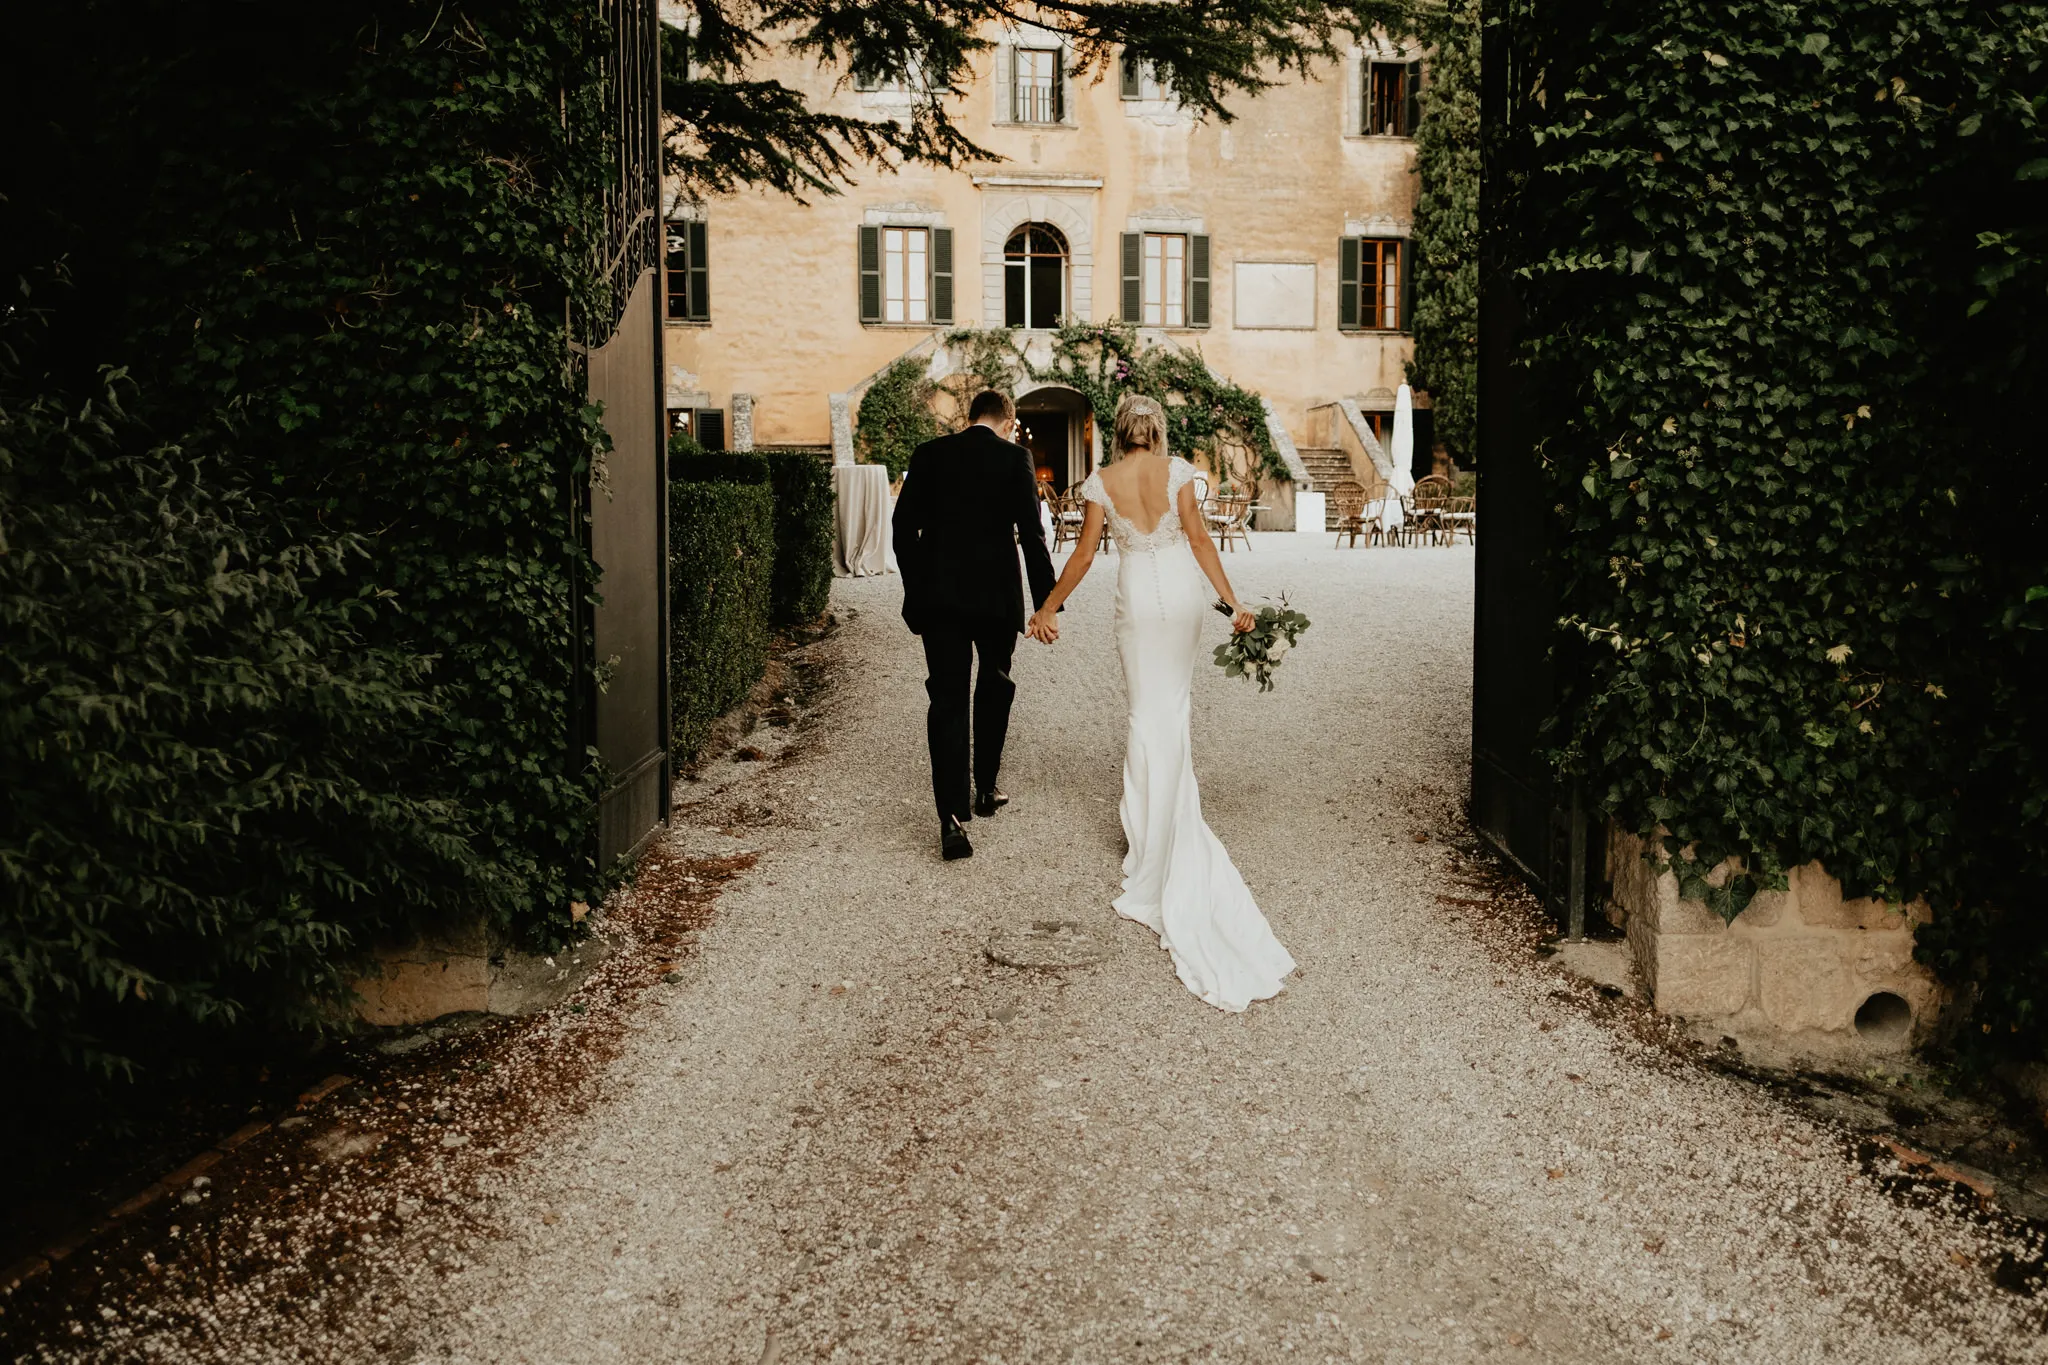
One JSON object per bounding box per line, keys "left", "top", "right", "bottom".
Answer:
{"left": 1026, "top": 394, "right": 1296, "bottom": 1012}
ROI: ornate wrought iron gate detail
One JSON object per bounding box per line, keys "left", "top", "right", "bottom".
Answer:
{"left": 576, "top": 0, "right": 669, "bottom": 868}
{"left": 1471, "top": 0, "right": 1593, "bottom": 935}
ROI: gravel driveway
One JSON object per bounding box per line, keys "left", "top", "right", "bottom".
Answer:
{"left": 395, "top": 537, "right": 2040, "bottom": 1363}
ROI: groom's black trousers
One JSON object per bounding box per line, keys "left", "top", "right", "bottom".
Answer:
{"left": 920, "top": 619, "right": 1018, "bottom": 823}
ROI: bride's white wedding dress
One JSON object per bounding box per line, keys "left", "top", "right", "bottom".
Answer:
{"left": 1079, "top": 458, "right": 1296, "bottom": 1012}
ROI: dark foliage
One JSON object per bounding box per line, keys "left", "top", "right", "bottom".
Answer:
{"left": 1407, "top": 0, "right": 1479, "bottom": 462}
{"left": 1507, "top": 0, "right": 2048, "bottom": 1056}
{"left": 2, "top": 1, "right": 618, "bottom": 1078}
{"left": 658, "top": 0, "right": 1413, "bottom": 199}
{"left": 672, "top": 449, "right": 773, "bottom": 486}
{"left": 762, "top": 449, "right": 836, "bottom": 626}
{"left": 0, "top": 319, "right": 493, "bottom": 1077}
{"left": 669, "top": 479, "right": 775, "bottom": 762}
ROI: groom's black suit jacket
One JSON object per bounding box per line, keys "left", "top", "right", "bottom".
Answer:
{"left": 892, "top": 423, "right": 1057, "bottom": 636}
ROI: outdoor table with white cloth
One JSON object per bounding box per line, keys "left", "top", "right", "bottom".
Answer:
{"left": 833, "top": 463, "right": 897, "bottom": 576}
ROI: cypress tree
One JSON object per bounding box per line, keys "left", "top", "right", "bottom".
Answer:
{"left": 1406, "top": 0, "right": 1479, "bottom": 463}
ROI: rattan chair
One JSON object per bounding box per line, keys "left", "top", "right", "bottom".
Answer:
{"left": 1051, "top": 488, "right": 1088, "bottom": 550}
{"left": 1410, "top": 475, "right": 1454, "bottom": 547}
{"left": 1442, "top": 493, "right": 1477, "bottom": 544}
{"left": 1331, "top": 480, "right": 1370, "bottom": 548}
{"left": 1207, "top": 494, "right": 1252, "bottom": 552}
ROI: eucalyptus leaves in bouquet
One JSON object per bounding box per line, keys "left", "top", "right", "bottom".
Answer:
{"left": 1212, "top": 598, "right": 1311, "bottom": 692}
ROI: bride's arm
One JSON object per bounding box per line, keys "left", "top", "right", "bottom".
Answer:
{"left": 1025, "top": 502, "right": 1103, "bottom": 642}
{"left": 1178, "top": 483, "right": 1256, "bottom": 632}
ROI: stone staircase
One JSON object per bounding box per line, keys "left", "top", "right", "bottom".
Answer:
{"left": 1296, "top": 447, "right": 1357, "bottom": 529}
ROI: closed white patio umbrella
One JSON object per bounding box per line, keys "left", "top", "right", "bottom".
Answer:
{"left": 1375, "top": 384, "right": 1417, "bottom": 530}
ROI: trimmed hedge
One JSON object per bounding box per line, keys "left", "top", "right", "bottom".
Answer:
{"left": 762, "top": 449, "right": 835, "bottom": 625}
{"left": 672, "top": 447, "right": 771, "bottom": 486}
{"left": 669, "top": 475, "right": 775, "bottom": 762}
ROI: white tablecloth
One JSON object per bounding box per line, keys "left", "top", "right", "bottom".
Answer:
{"left": 833, "top": 464, "right": 897, "bottom": 577}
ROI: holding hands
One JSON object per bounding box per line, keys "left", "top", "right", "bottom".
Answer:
{"left": 1027, "top": 606, "right": 1059, "bottom": 644}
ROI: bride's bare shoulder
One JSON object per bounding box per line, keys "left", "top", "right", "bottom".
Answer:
{"left": 1102, "top": 454, "right": 1166, "bottom": 489}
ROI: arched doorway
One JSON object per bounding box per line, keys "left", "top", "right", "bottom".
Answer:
{"left": 1004, "top": 224, "right": 1068, "bottom": 330}
{"left": 1015, "top": 384, "right": 1093, "bottom": 494}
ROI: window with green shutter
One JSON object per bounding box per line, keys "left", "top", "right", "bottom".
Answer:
{"left": 665, "top": 218, "right": 709, "bottom": 322}
{"left": 931, "top": 226, "right": 953, "bottom": 324}
{"left": 858, "top": 225, "right": 882, "bottom": 323}
{"left": 1121, "top": 233, "right": 1143, "bottom": 323}
{"left": 1364, "top": 60, "right": 1422, "bottom": 136}
{"left": 1188, "top": 235, "right": 1211, "bottom": 328}
{"left": 1338, "top": 237, "right": 1408, "bottom": 331}
{"left": 1339, "top": 237, "right": 1361, "bottom": 329}
{"left": 861, "top": 224, "right": 951, "bottom": 326}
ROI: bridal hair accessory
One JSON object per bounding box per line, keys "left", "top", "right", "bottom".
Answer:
{"left": 1212, "top": 596, "right": 1311, "bottom": 693}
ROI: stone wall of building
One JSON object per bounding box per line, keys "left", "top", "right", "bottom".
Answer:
{"left": 658, "top": 15, "right": 1420, "bottom": 453}
{"left": 1605, "top": 827, "right": 1946, "bottom": 1059}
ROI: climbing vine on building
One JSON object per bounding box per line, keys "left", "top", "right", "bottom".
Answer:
{"left": 4, "top": 0, "right": 615, "bottom": 1079}
{"left": 1509, "top": 0, "right": 2048, "bottom": 1057}
{"left": 1037, "top": 323, "right": 1285, "bottom": 486}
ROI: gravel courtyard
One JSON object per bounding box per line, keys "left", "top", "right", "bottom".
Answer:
{"left": 383, "top": 537, "right": 2038, "bottom": 1364}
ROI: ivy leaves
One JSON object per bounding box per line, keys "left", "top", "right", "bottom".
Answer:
{"left": 1516, "top": 0, "right": 2048, "bottom": 1053}
{"left": 1037, "top": 322, "right": 1285, "bottom": 483}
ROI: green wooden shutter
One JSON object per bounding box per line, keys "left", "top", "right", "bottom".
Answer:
{"left": 1121, "top": 233, "right": 1143, "bottom": 322}
{"left": 858, "top": 225, "right": 881, "bottom": 323}
{"left": 1188, "top": 234, "right": 1211, "bottom": 327}
{"left": 1119, "top": 52, "right": 1141, "bottom": 99}
{"left": 1054, "top": 51, "right": 1067, "bottom": 121}
{"left": 1339, "top": 237, "right": 1361, "bottom": 329}
{"left": 931, "top": 227, "right": 954, "bottom": 324}
{"left": 1405, "top": 61, "right": 1422, "bottom": 136}
{"left": 687, "top": 220, "right": 709, "bottom": 321}
{"left": 1400, "top": 238, "right": 1415, "bottom": 332}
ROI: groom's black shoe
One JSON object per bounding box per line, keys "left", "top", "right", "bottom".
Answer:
{"left": 941, "top": 816, "right": 974, "bottom": 861}
{"left": 973, "top": 788, "right": 1009, "bottom": 819}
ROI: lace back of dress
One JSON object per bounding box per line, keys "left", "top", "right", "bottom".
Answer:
{"left": 1084, "top": 460, "right": 1192, "bottom": 554}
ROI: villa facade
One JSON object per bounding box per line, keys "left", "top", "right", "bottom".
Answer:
{"left": 658, "top": 18, "right": 1426, "bottom": 521}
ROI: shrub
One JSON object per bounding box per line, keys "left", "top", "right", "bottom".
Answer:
{"left": 761, "top": 448, "right": 835, "bottom": 625}
{"left": 855, "top": 356, "right": 940, "bottom": 479}
{"left": 669, "top": 476, "right": 775, "bottom": 761}
{"left": 673, "top": 450, "right": 771, "bottom": 486}
{"left": 0, "top": 359, "right": 491, "bottom": 1079}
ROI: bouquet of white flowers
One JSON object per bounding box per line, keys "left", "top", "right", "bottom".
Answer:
{"left": 1212, "top": 596, "right": 1311, "bottom": 692}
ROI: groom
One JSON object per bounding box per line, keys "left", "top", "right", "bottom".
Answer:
{"left": 892, "top": 390, "right": 1057, "bottom": 861}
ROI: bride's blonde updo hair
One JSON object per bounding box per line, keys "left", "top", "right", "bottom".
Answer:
{"left": 1113, "top": 393, "right": 1168, "bottom": 458}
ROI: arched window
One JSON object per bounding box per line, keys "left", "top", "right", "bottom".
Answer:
{"left": 1004, "top": 225, "right": 1067, "bottom": 330}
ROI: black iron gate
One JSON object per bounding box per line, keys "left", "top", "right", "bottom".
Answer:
{"left": 1470, "top": 0, "right": 1594, "bottom": 935}
{"left": 575, "top": 0, "right": 669, "bottom": 868}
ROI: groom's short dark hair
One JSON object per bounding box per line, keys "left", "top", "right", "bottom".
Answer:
{"left": 968, "top": 390, "right": 1015, "bottom": 424}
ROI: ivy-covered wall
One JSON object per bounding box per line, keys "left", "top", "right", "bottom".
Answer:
{"left": 1408, "top": 0, "right": 1480, "bottom": 463}
{"left": 1510, "top": 0, "right": 2047, "bottom": 1056}
{"left": 3, "top": 1, "right": 614, "bottom": 1076}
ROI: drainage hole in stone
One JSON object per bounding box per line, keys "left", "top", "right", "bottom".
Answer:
{"left": 1854, "top": 991, "right": 1912, "bottom": 1043}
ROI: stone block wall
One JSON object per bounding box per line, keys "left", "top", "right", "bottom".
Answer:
{"left": 1606, "top": 827, "right": 1945, "bottom": 1057}
{"left": 352, "top": 919, "right": 608, "bottom": 1027}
